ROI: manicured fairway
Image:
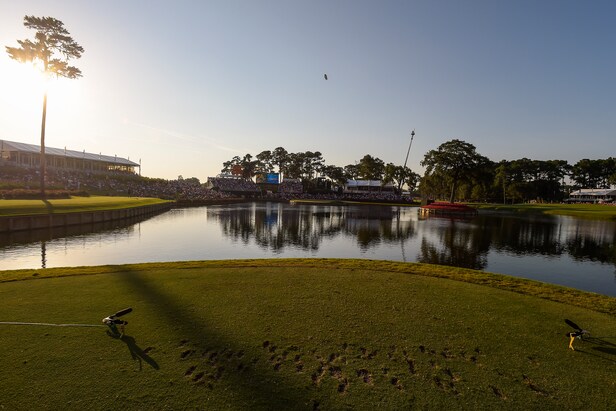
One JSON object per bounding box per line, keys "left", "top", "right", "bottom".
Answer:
{"left": 0, "top": 196, "right": 170, "bottom": 216}
{"left": 0, "top": 259, "right": 614, "bottom": 410}
{"left": 474, "top": 203, "right": 616, "bottom": 220}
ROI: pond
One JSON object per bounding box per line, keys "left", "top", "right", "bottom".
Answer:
{"left": 1, "top": 202, "right": 615, "bottom": 296}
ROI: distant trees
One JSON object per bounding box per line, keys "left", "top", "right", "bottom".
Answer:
{"left": 493, "top": 158, "right": 570, "bottom": 203}
{"left": 383, "top": 163, "right": 420, "bottom": 192}
{"left": 355, "top": 154, "right": 385, "bottom": 180}
{"left": 218, "top": 140, "right": 614, "bottom": 202}
{"left": 6, "top": 15, "right": 84, "bottom": 198}
{"left": 570, "top": 158, "right": 616, "bottom": 189}
{"left": 420, "top": 139, "right": 490, "bottom": 203}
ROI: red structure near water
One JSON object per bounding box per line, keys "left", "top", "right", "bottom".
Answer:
{"left": 419, "top": 202, "right": 477, "bottom": 216}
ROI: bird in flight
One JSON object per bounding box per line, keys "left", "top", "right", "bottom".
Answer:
{"left": 324, "top": 74, "right": 328, "bottom": 80}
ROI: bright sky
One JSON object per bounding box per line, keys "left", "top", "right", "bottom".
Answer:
{"left": 1, "top": 1, "right": 614, "bottom": 182}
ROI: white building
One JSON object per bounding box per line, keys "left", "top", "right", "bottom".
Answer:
{"left": 568, "top": 189, "right": 616, "bottom": 203}
{"left": 344, "top": 180, "right": 395, "bottom": 193}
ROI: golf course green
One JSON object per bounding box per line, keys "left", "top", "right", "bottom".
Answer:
{"left": 0, "top": 196, "right": 171, "bottom": 217}
{"left": 1, "top": 259, "right": 614, "bottom": 410}
{"left": 473, "top": 203, "right": 616, "bottom": 220}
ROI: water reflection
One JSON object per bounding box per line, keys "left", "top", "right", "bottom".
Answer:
{"left": 207, "top": 203, "right": 616, "bottom": 271}
{"left": 0, "top": 211, "right": 165, "bottom": 269}
{"left": 1, "top": 203, "right": 615, "bottom": 295}
{"left": 416, "top": 217, "right": 491, "bottom": 270}
{"left": 209, "top": 204, "right": 416, "bottom": 253}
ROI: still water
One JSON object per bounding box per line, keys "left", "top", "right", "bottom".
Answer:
{"left": 1, "top": 202, "right": 615, "bottom": 296}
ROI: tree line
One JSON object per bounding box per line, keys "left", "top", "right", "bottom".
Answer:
{"left": 221, "top": 140, "right": 616, "bottom": 203}
{"left": 420, "top": 139, "right": 616, "bottom": 203}
{"left": 220, "top": 148, "right": 421, "bottom": 193}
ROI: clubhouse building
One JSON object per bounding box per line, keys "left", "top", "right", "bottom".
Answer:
{"left": 568, "top": 188, "right": 616, "bottom": 203}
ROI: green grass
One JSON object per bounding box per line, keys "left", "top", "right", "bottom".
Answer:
{"left": 474, "top": 203, "right": 616, "bottom": 220}
{"left": 1, "top": 259, "right": 614, "bottom": 410}
{"left": 0, "top": 196, "right": 171, "bottom": 217}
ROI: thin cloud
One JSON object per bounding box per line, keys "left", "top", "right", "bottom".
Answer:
{"left": 126, "top": 120, "right": 245, "bottom": 154}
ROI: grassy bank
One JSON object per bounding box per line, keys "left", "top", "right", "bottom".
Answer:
{"left": 1, "top": 259, "right": 614, "bottom": 410}
{"left": 474, "top": 203, "right": 616, "bottom": 220}
{"left": 0, "top": 196, "right": 171, "bottom": 217}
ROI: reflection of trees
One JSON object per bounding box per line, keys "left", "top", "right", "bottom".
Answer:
{"left": 486, "top": 215, "right": 566, "bottom": 256}
{"left": 344, "top": 207, "right": 416, "bottom": 250}
{"left": 567, "top": 236, "right": 615, "bottom": 264}
{"left": 210, "top": 203, "right": 616, "bottom": 271}
{"left": 416, "top": 217, "right": 491, "bottom": 270}
{"left": 485, "top": 215, "right": 616, "bottom": 266}
{"left": 210, "top": 204, "right": 417, "bottom": 252}
{"left": 415, "top": 213, "right": 616, "bottom": 270}
{"left": 565, "top": 220, "right": 616, "bottom": 264}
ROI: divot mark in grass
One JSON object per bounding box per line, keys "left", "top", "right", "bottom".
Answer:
{"left": 357, "top": 368, "right": 373, "bottom": 384}
{"left": 180, "top": 349, "right": 194, "bottom": 359}
{"left": 184, "top": 365, "right": 197, "bottom": 376}
{"left": 490, "top": 385, "right": 507, "bottom": 400}
{"left": 192, "top": 372, "right": 205, "bottom": 382}
{"left": 213, "top": 366, "right": 224, "bottom": 380}
{"left": 337, "top": 378, "right": 349, "bottom": 394}
{"left": 406, "top": 359, "right": 416, "bottom": 375}
{"left": 329, "top": 366, "right": 343, "bottom": 379}
{"left": 391, "top": 377, "right": 403, "bottom": 390}
{"left": 522, "top": 375, "right": 548, "bottom": 397}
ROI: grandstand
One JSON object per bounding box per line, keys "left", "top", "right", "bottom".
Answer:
{"left": 278, "top": 178, "right": 303, "bottom": 194}
{"left": 344, "top": 180, "right": 395, "bottom": 193}
{"left": 207, "top": 175, "right": 260, "bottom": 196}
{"left": 0, "top": 139, "right": 139, "bottom": 174}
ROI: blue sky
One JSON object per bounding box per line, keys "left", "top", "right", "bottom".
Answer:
{"left": 1, "top": 1, "right": 614, "bottom": 181}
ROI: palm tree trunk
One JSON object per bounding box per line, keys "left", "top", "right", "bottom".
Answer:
{"left": 40, "top": 91, "right": 48, "bottom": 199}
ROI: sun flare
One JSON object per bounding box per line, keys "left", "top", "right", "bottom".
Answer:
{"left": 0, "top": 58, "right": 81, "bottom": 116}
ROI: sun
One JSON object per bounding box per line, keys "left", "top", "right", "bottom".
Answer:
{"left": 0, "top": 57, "right": 80, "bottom": 121}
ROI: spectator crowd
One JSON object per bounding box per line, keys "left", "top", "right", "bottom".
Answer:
{"left": 1, "top": 166, "right": 413, "bottom": 203}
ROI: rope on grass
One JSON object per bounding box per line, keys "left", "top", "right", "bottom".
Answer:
{"left": 0, "top": 321, "right": 105, "bottom": 328}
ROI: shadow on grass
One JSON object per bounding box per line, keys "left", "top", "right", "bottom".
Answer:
{"left": 118, "top": 269, "right": 314, "bottom": 408}
{"left": 107, "top": 331, "right": 159, "bottom": 370}
{"left": 576, "top": 337, "right": 616, "bottom": 364}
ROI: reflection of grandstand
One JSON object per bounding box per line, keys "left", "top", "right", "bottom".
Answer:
{"left": 0, "top": 139, "right": 139, "bottom": 174}
{"left": 207, "top": 175, "right": 259, "bottom": 196}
